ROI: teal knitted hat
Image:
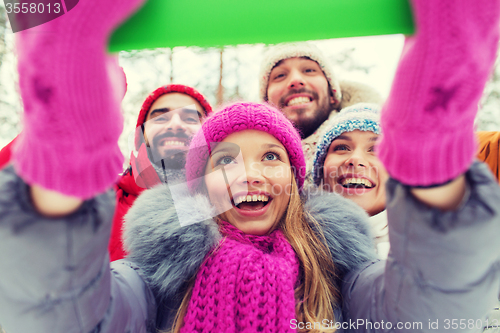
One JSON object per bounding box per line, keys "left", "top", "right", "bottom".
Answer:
{"left": 313, "top": 103, "right": 381, "bottom": 186}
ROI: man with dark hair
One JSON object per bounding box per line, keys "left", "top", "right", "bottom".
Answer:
{"left": 0, "top": 86, "right": 212, "bottom": 261}
{"left": 110, "top": 84, "right": 212, "bottom": 260}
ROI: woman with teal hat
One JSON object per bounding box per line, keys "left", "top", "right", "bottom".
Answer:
{"left": 313, "top": 103, "right": 390, "bottom": 257}
{"left": 313, "top": 103, "right": 387, "bottom": 216}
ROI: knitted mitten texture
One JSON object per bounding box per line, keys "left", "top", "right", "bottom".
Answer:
{"left": 13, "top": 0, "right": 145, "bottom": 198}
{"left": 378, "top": 0, "right": 500, "bottom": 186}
{"left": 181, "top": 222, "right": 299, "bottom": 333}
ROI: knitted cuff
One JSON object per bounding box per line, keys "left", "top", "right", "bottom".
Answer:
{"left": 13, "top": 0, "right": 145, "bottom": 198}
{"left": 378, "top": 0, "right": 500, "bottom": 186}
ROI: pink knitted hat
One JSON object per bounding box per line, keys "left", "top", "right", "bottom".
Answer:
{"left": 186, "top": 102, "right": 306, "bottom": 191}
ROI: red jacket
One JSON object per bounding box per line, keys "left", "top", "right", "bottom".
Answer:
{"left": 109, "top": 170, "right": 145, "bottom": 260}
{"left": 1, "top": 84, "right": 213, "bottom": 261}
{"left": 109, "top": 144, "right": 161, "bottom": 261}
{"left": 0, "top": 137, "right": 16, "bottom": 170}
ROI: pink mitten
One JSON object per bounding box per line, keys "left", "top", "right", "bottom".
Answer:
{"left": 378, "top": 0, "right": 500, "bottom": 186}
{"left": 13, "top": 0, "right": 145, "bottom": 198}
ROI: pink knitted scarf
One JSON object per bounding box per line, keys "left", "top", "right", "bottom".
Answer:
{"left": 180, "top": 222, "right": 299, "bottom": 333}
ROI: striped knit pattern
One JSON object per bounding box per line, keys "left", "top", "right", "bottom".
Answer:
{"left": 186, "top": 102, "right": 306, "bottom": 191}
{"left": 180, "top": 222, "right": 299, "bottom": 333}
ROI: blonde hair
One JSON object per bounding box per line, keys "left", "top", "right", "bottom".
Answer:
{"left": 283, "top": 177, "right": 339, "bottom": 332}
{"left": 169, "top": 175, "right": 339, "bottom": 333}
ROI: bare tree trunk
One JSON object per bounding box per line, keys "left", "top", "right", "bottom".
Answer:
{"left": 0, "top": 5, "right": 8, "bottom": 67}
{"left": 169, "top": 48, "right": 174, "bottom": 84}
{"left": 216, "top": 48, "right": 224, "bottom": 106}
{"left": 477, "top": 52, "right": 500, "bottom": 131}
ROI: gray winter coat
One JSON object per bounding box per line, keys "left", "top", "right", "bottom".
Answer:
{"left": 1, "top": 161, "right": 500, "bottom": 332}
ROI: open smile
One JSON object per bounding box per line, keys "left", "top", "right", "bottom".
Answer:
{"left": 337, "top": 174, "right": 375, "bottom": 194}
{"left": 284, "top": 94, "right": 313, "bottom": 108}
{"left": 231, "top": 192, "right": 273, "bottom": 217}
{"left": 158, "top": 138, "right": 189, "bottom": 149}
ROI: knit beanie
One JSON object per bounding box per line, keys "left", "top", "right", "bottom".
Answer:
{"left": 186, "top": 102, "right": 306, "bottom": 191}
{"left": 259, "top": 42, "right": 342, "bottom": 103}
{"left": 313, "top": 103, "right": 381, "bottom": 186}
{"left": 134, "top": 84, "right": 212, "bottom": 149}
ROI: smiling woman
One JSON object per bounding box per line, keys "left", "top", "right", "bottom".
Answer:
{"left": 172, "top": 102, "right": 343, "bottom": 332}
{"left": 314, "top": 103, "right": 387, "bottom": 217}
{"left": 203, "top": 130, "right": 292, "bottom": 235}
{"left": 313, "top": 103, "right": 391, "bottom": 257}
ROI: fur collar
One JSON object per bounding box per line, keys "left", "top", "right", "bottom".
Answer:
{"left": 338, "top": 80, "right": 383, "bottom": 109}
{"left": 124, "top": 184, "right": 376, "bottom": 303}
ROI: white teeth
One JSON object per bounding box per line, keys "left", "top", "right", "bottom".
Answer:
{"left": 233, "top": 194, "right": 270, "bottom": 205}
{"left": 287, "top": 96, "right": 310, "bottom": 106}
{"left": 162, "top": 140, "right": 185, "bottom": 146}
{"left": 340, "top": 178, "right": 373, "bottom": 187}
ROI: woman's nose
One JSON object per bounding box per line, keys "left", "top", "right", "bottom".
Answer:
{"left": 345, "top": 151, "right": 367, "bottom": 168}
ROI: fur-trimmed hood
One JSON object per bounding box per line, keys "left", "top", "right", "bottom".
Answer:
{"left": 124, "top": 184, "right": 376, "bottom": 304}
{"left": 338, "top": 80, "right": 383, "bottom": 109}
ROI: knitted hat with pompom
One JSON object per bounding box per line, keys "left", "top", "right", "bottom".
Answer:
{"left": 186, "top": 102, "right": 306, "bottom": 192}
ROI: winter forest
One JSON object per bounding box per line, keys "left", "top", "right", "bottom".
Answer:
{"left": 1, "top": 3, "right": 499, "bottom": 162}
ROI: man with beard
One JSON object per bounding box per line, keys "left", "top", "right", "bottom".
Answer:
{"left": 109, "top": 84, "right": 212, "bottom": 260}
{"left": 0, "top": 85, "right": 212, "bottom": 261}
{"left": 259, "top": 42, "right": 383, "bottom": 185}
